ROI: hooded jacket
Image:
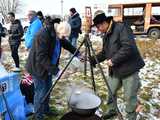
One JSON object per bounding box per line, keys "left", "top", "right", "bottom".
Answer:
{"left": 68, "top": 13, "right": 82, "bottom": 38}
{"left": 8, "top": 19, "right": 24, "bottom": 45}
{"left": 25, "top": 17, "right": 42, "bottom": 49}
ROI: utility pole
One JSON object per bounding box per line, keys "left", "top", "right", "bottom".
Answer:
{"left": 61, "top": 0, "right": 64, "bottom": 18}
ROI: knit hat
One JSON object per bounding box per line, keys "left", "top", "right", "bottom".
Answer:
{"left": 70, "top": 8, "right": 77, "bottom": 14}
{"left": 55, "top": 21, "right": 71, "bottom": 39}
{"left": 93, "top": 10, "right": 112, "bottom": 26}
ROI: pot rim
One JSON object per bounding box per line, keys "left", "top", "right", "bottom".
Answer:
{"left": 70, "top": 105, "right": 100, "bottom": 110}
{"left": 69, "top": 98, "right": 101, "bottom": 110}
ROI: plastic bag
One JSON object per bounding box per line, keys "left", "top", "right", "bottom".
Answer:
{"left": 21, "top": 73, "right": 33, "bottom": 86}
{"left": 70, "top": 57, "right": 90, "bottom": 71}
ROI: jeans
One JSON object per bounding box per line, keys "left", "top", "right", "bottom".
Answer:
{"left": 33, "top": 75, "right": 52, "bottom": 120}
{"left": 68, "top": 37, "right": 78, "bottom": 59}
{"left": 10, "top": 44, "right": 20, "bottom": 68}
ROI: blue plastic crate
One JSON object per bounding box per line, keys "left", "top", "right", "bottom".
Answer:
{"left": 4, "top": 90, "right": 27, "bottom": 120}
{"left": 0, "top": 72, "right": 20, "bottom": 113}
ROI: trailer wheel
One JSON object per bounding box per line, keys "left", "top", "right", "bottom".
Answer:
{"left": 148, "top": 28, "right": 160, "bottom": 39}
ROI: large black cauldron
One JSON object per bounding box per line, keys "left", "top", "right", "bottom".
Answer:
{"left": 68, "top": 91, "right": 101, "bottom": 116}
{"left": 60, "top": 112, "right": 102, "bottom": 120}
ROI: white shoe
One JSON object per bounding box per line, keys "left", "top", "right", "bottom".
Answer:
{"left": 12, "top": 67, "right": 21, "bottom": 72}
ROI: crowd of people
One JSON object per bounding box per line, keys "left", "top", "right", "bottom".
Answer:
{"left": 0, "top": 8, "right": 145, "bottom": 120}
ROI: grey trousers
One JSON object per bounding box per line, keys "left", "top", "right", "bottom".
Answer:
{"left": 107, "top": 72, "right": 141, "bottom": 120}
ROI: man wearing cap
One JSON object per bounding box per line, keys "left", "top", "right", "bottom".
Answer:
{"left": 90, "top": 10, "right": 145, "bottom": 120}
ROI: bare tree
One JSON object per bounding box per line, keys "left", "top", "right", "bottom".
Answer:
{"left": 0, "top": 0, "right": 22, "bottom": 19}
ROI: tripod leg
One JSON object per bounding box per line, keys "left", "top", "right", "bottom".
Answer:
{"left": 84, "top": 39, "right": 88, "bottom": 77}
{"left": 86, "top": 34, "right": 123, "bottom": 120}
{"left": 86, "top": 37, "right": 96, "bottom": 93}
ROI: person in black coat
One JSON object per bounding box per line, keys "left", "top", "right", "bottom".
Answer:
{"left": 0, "top": 23, "right": 5, "bottom": 58}
{"left": 7, "top": 12, "right": 24, "bottom": 71}
{"left": 90, "top": 10, "right": 145, "bottom": 120}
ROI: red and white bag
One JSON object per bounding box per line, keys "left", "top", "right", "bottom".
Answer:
{"left": 21, "top": 73, "right": 33, "bottom": 86}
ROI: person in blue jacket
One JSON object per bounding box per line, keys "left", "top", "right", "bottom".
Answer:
{"left": 24, "top": 10, "right": 43, "bottom": 49}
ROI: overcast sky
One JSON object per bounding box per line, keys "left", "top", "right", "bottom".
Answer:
{"left": 18, "top": 0, "right": 160, "bottom": 17}
{"left": 20, "top": 0, "right": 107, "bottom": 17}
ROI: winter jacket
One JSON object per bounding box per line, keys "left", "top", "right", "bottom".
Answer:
{"left": 0, "top": 23, "right": 5, "bottom": 42}
{"left": 26, "top": 27, "right": 79, "bottom": 80}
{"left": 24, "top": 17, "right": 42, "bottom": 49}
{"left": 68, "top": 13, "right": 82, "bottom": 38}
{"left": 8, "top": 19, "right": 23, "bottom": 45}
{"left": 90, "top": 20, "right": 145, "bottom": 78}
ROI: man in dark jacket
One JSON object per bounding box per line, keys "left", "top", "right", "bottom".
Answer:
{"left": 90, "top": 10, "right": 145, "bottom": 120}
{"left": 26, "top": 17, "right": 81, "bottom": 120}
{"left": 7, "top": 12, "right": 24, "bottom": 71}
{"left": 0, "top": 23, "right": 5, "bottom": 58}
{"left": 68, "top": 8, "right": 82, "bottom": 48}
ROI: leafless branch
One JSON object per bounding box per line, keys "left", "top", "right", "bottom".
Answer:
{"left": 0, "top": 0, "right": 23, "bottom": 19}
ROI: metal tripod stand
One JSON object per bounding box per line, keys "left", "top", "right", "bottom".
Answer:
{"left": 36, "top": 33, "right": 124, "bottom": 120}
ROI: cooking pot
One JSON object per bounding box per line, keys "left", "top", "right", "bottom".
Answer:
{"left": 68, "top": 91, "right": 101, "bottom": 116}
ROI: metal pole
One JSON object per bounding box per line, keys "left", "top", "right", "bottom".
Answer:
{"left": 61, "top": 0, "right": 64, "bottom": 17}
{"left": 85, "top": 35, "right": 96, "bottom": 93}
{"left": 84, "top": 39, "right": 88, "bottom": 77}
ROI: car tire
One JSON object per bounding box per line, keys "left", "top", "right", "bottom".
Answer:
{"left": 148, "top": 28, "right": 160, "bottom": 39}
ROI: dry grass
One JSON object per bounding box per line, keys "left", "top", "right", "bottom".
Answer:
{"left": 136, "top": 39, "right": 160, "bottom": 60}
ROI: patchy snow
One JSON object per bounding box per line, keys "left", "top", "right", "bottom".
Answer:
{"left": 1, "top": 37, "right": 160, "bottom": 120}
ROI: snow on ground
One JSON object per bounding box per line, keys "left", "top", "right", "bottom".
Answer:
{"left": 1, "top": 36, "right": 160, "bottom": 120}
